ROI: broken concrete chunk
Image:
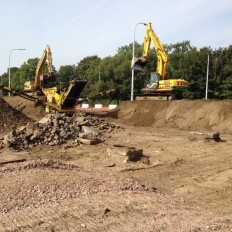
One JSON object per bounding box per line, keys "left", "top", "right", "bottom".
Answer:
{"left": 107, "top": 146, "right": 143, "bottom": 162}
{"left": 3, "top": 135, "right": 11, "bottom": 146}
{"left": 78, "top": 132, "right": 96, "bottom": 140}
{"left": 39, "top": 116, "right": 50, "bottom": 124}
{"left": 26, "top": 122, "right": 38, "bottom": 130}
{"left": 15, "top": 126, "right": 26, "bottom": 136}
{"left": 24, "top": 128, "right": 34, "bottom": 138}
{"left": 9, "top": 129, "right": 17, "bottom": 138}
{"left": 82, "top": 126, "right": 100, "bottom": 137}
{"left": 30, "top": 130, "right": 41, "bottom": 141}
{"left": 78, "top": 138, "right": 102, "bottom": 145}
{"left": 188, "top": 132, "right": 221, "bottom": 142}
{"left": 75, "top": 116, "right": 85, "bottom": 123}
{"left": 4, "top": 112, "right": 121, "bottom": 151}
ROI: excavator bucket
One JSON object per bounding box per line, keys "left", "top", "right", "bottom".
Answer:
{"left": 131, "top": 57, "right": 148, "bottom": 70}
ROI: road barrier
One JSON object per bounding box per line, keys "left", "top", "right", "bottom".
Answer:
{"left": 76, "top": 104, "right": 117, "bottom": 111}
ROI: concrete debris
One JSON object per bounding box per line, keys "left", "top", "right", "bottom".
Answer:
{"left": 107, "top": 145, "right": 143, "bottom": 162}
{"left": 77, "top": 138, "right": 102, "bottom": 145}
{"left": 188, "top": 132, "right": 221, "bottom": 142}
{"left": 1, "top": 112, "right": 123, "bottom": 151}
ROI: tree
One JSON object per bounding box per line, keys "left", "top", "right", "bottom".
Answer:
{"left": 10, "top": 58, "right": 38, "bottom": 91}
{"left": 1, "top": 41, "right": 232, "bottom": 101}
{"left": 57, "top": 65, "right": 75, "bottom": 89}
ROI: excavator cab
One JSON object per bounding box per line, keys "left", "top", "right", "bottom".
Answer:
{"left": 146, "top": 72, "right": 160, "bottom": 89}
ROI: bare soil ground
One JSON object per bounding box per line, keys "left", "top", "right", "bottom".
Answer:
{"left": 0, "top": 97, "right": 232, "bottom": 231}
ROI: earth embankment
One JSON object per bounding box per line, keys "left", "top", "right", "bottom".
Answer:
{"left": 116, "top": 100, "right": 232, "bottom": 134}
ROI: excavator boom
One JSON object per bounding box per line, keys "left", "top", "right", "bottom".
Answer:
{"left": 131, "top": 22, "right": 188, "bottom": 100}
{"left": 131, "top": 23, "right": 168, "bottom": 79}
{"left": 24, "top": 45, "right": 55, "bottom": 92}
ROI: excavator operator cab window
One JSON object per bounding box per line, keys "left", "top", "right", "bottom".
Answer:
{"left": 150, "top": 72, "right": 160, "bottom": 83}
{"left": 146, "top": 72, "right": 161, "bottom": 89}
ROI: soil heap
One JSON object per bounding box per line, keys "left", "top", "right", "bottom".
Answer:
{"left": 0, "top": 98, "right": 33, "bottom": 134}
{"left": 116, "top": 100, "right": 232, "bottom": 134}
{"left": 3, "top": 96, "right": 46, "bottom": 120}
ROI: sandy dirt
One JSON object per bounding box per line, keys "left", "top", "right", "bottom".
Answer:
{"left": 0, "top": 97, "right": 232, "bottom": 231}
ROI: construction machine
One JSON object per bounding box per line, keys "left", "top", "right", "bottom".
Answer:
{"left": 24, "top": 45, "right": 55, "bottom": 94}
{"left": 132, "top": 22, "right": 188, "bottom": 100}
{"left": 1, "top": 45, "right": 115, "bottom": 113}
{"left": 0, "top": 45, "right": 88, "bottom": 113}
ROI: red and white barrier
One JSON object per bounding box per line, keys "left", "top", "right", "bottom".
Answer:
{"left": 76, "top": 103, "right": 117, "bottom": 111}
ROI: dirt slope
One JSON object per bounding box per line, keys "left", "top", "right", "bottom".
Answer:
{"left": 116, "top": 100, "right": 232, "bottom": 134}
{"left": 0, "top": 98, "right": 33, "bottom": 133}
{"left": 3, "top": 96, "right": 46, "bottom": 121}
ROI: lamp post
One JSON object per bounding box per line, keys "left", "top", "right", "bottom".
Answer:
{"left": 205, "top": 54, "right": 209, "bottom": 100}
{"left": 131, "top": 23, "right": 147, "bottom": 101}
{"left": 0, "top": 76, "right": 2, "bottom": 97}
{"left": 8, "top": 48, "right": 26, "bottom": 96}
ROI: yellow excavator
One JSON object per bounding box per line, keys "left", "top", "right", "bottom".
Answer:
{"left": 1, "top": 45, "right": 115, "bottom": 113}
{"left": 132, "top": 22, "right": 188, "bottom": 100}
{"left": 0, "top": 45, "right": 87, "bottom": 113}
{"left": 24, "top": 45, "right": 55, "bottom": 94}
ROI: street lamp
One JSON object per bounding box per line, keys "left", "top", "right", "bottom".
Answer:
{"left": 205, "top": 54, "right": 209, "bottom": 100}
{"left": 8, "top": 48, "right": 26, "bottom": 96}
{"left": 131, "top": 23, "right": 147, "bottom": 101}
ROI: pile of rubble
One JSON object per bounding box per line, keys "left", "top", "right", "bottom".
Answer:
{"left": 1, "top": 112, "right": 122, "bottom": 151}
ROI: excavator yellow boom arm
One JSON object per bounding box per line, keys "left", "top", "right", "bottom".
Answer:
{"left": 24, "top": 45, "right": 54, "bottom": 92}
{"left": 34, "top": 45, "right": 54, "bottom": 88}
{"left": 132, "top": 23, "right": 168, "bottom": 79}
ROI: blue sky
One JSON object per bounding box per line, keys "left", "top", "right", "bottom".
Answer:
{"left": 0, "top": 0, "right": 232, "bottom": 75}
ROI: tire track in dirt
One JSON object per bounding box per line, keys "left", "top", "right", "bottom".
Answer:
{"left": 1, "top": 193, "right": 231, "bottom": 232}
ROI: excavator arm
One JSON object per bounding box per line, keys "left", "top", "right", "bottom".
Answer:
{"left": 24, "top": 45, "right": 55, "bottom": 91}
{"left": 131, "top": 23, "right": 168, "bottom": 79}
{"left": 34, "top": 45, "right": 54, "bottom": 88}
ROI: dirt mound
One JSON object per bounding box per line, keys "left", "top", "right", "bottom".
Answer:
{"left": 0, "top": 98, "right": 33, "bottom": 133}
{"left": 3, "top": 96, "right": 46, "bottom": 120}
{"left": 116, "top": 100, "right": 232, "bottom": 134}
{"left": 0, "top": 159, "right": 230, "bottom": 231}
{"left": 0, "top": 159, "right": 149, "bottom": 213}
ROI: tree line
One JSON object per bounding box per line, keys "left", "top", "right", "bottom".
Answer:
{"left": 1, "top": 41, "right": 232, "bottom": 102}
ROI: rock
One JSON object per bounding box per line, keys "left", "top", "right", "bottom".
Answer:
{"left": 107, "top": 145, "right": 143, "bottom": 162}
{"left": 24, "top": 128, "right": 33, "bottom": 138}
{"left": 4, "top": 112, "right": 120, "bottom": 150}
{"left": 79, "top": 120, "right": 91, "bottom": 126}
{"left": 52, "top": 118, "right": 59, "bottom": 127}
{"left": 39, "top": 115, "right": 51, "bottom": 124}
{"left": 3, "top": 135, "right": 11, "bottom": 146}
{"left": 30, "top": 130, "right": 41, "bottom": 141}
{"left": 78, "top": 138, "right": 102, "bottom": 145}
{"left": 26, "top": 122, "right": 38, "bottom": 130}
{"left": 58, "top": 120, "right": 65, "bottom": 125}
{"left": 9, "top": 129, "right": 17, "bottom": 138}
{"left": 79, "top": 132, "right": 97, "bottom": 140}
{"left": 75, "top": 116, "right": 85, "bottom": 123}
{"left": 82, "top": 126, "right": 100, "bottom": 137}
{"left": 15, "top": 126, "right": 26, "bottom": 136}
{"left": 188, "top": 132, "right": 221, "bottom": 142}
{"left": 102, "top": 162, "right": 115, "bottom": 167}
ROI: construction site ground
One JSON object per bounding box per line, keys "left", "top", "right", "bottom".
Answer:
{"left": 0, "top": 96, "right": 232, "bottom": 231}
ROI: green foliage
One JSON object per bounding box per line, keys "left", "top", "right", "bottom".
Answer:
{"left": 1, "top": 42, "right": 232, "bottom": 100}
{"left": 57, "top": 65, "right": 75, "bottom": 89}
